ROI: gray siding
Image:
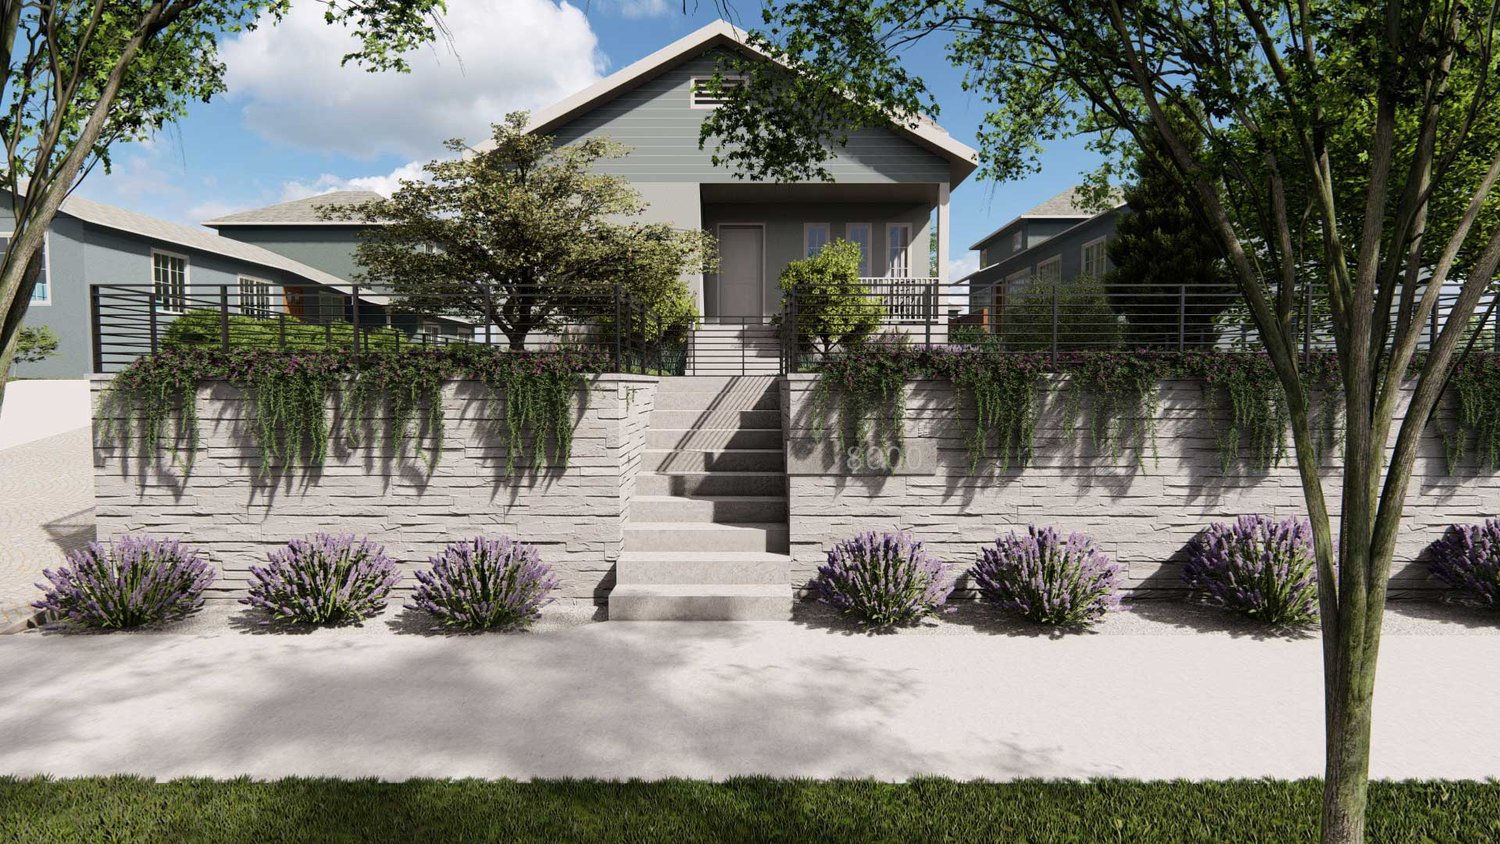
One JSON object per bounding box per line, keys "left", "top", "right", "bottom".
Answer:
{"left": 214, "top": 225, "right": 373, "bottom": 283}
{"left": 701, "top": 201, "right": 932, "bottom": 315}
{"left": 15, "top": 218, "right": 313, "bottom": 378}
{"left": 967, "top": 212, "right": 1121, "bottom": 314}
{"left": 549, "top": 52, "right": 951, "bottom": 185}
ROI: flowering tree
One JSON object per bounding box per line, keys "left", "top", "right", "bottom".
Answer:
{"left": 701, "top": 2, "right": 1500, "bottom": 841}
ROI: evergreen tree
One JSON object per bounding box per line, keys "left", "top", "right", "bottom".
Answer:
{"left": 1105, "top": 139, "right": 1235, "bottom": 349}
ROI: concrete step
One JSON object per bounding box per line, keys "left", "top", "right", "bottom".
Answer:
{"left": 653, "top": 376, "right": 779, "bottom": 393}
{"left": 647, "top": 409, "right": 781, "bottom": 430}
{"left": 615, "top": 551, "right": 790, "bottom": 585}
{"left": 646, "top": 427, "right": 782, "bottom": 450}
{"left": 641, "top": 448, "right": 785, "bottom": 473}
{"left": 652, "top": 389, "right": 779, "bottom": 411}
{"left": 625, "top": 522, "right": 790, "bottom": 553}
{"left": 608, "top": 584, "right": 793, "bottom": 621}
{"left": 636, "top": 471, "right": 786, "bottom": 497}
{"left": 633, "top": 494, "right": 787, "bottom": 523}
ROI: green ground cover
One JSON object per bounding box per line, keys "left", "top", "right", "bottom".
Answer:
{"left": 2, "top": 777, "right": 1497, "bottom": 843}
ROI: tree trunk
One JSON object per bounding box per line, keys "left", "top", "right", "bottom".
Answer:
{"left": 0, "top": 325, "right": 19, "bottom": 407}
{"left": 1321, "top": 620, "right": 1378, "bottom": 844}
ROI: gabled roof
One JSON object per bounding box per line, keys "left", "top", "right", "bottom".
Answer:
{"left": 202, "top": 191, "right": 385, "bottom": 227}
{"left": 490, "top": 19, "right": 979, "bottom": 185}
{"left": 61, "top": 194, "right": 388, "bottom": 304}
{"left": 967, "top": 186, "right": 1125, "bottom": 250}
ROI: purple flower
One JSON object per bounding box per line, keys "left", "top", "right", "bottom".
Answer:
{"left": 815, "top": 531, "right": 953, "bottom": 625}
{"left": 1184, "top": 515, "right": 1316, "bottom": 625}
{"left": 969, "top": 526, "right": 1122, "bottom": 627}
{"left": 1429, "top": 519, "right": 1500, "bottom": 607}
{"left": 33, "top": 536, "right": 215, "bottom": 629}
{"left": 242, "top": 533, "right": 401, "bottom": 625}
{"left": 407, "top": 535, "right": 558, "bottom": 630}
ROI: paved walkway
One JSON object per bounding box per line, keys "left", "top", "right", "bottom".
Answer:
{"left": 0, "top": 427, "right": 94, "bottom": 625}
{"left": 3, "top": 602, "right": 1498, "bottom": 781}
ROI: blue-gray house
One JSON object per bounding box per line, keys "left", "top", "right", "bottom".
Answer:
{"left": 9, "top": 191, "right": 388, "bottom": 378}
{"left": 961, "top": 186, "right": 1127, "bottom": 330}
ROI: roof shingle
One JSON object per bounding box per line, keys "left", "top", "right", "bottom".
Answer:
{"left": 201, "top": 191, "right": 384, "bottom": 226}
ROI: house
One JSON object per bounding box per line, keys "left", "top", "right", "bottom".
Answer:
{"left": 497, "top": 20, "right": 978, "bottom": 340}
{"left": 8, "top": 192, "right": 392, "bottom": 378}
{"left": 960, "top": 186, "right": 1127, "bottom": 331}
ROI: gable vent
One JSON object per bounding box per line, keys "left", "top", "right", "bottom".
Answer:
{"left": 690, "top": 76, "right": 744, "bottom": 108}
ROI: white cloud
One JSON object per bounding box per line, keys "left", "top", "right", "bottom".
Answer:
{"left": 222, "top": 0, "right": 604, "bottom": 159}
{"left": 184, "top": 199, "right": 246, "bottom": 222}
{"left": 619, "top": 0, "right": 673, "bottom": 18}
{"left": 949, "top": 251, "right": 980, "bottom": 281}
{"left": 279, "top": 160, "right": 429, "bottom": 201}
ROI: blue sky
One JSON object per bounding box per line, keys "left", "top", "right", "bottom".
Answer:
{"left": 77, "top": 0, "right": 1103, "bottom": 277}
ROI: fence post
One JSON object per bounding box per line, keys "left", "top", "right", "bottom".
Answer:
{"left": 1302, "top": 282, "right": 1312, "bottom": 361}
{"left": 278, "top": 312, "right": 286, "bottom": 350}
{"left": 1494, "top": 295, "right": 1499, "bottom": 353}
{"left": 89, "top": 285, "right": 103, "bottom": 373}
{"left": 219, "top": 285, "right": 231, "bottom": 353}
{"left": 350, "top": 285, "right": 362, "bottom": 357}
{"left": 148, "top": 287, "right": 159, "bottom": 354}
{"left": 1050, "top": 282, "right": 1060, "bottom": 363}
{"left": 1177, "top": 283, "right": 1187, "bottom": 352}
{"left": 612, "top": 285, "right": 623, "bottom": 372}
{"left": 924, "top": 281, "right": 933, "bottom": 348}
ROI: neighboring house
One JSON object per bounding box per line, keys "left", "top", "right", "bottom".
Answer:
{"left": 498, "top": 20, "right": 978, "bottom": 323}
{"left": 203, "top": 191, "right": 383, "bottom": 283}
{"left": 960, "top": 186, "right": 1127, "bottom": 329}
{"left": 8, "top": 192, "right": 385, "bottom": 378}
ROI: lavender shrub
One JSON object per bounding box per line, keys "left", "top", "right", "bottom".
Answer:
{"left": 33, "top": 536, "right": 215, "bottom": 629}
{"left": 1428, "top": 518, "right": 1500, "bottom": 607}
{"left": 408, "top": 536, "right": 559, "bottom": 630}
{"left": 970, "top": 526, "right": 1122, "bottom": 627}
{"left": 1184, "top": 515, "right": 1316, "bottom": 626}
{"left": 243, "top": 533, "right": 401, "bottom": 625}
{"left": 815, "top": 530, "right": 954, "bottom": 626}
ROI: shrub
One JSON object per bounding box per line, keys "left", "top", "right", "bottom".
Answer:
{"left": 970, "top": 526, "right": 1122, "bottom": 627}
{"left": 408, "top": 536, "right": 559, "bottom": 630}
{"left": 1184, "top": 515, "right": 1317, "bottom": 625}
{"left": 1428, "top": 518, "right": 1500, "bottom": 607}
{"left": 242, "top": 533, "right": 402, "bottom": 625}
{"left": 780, "top": 240, "right": 882, "bottom": 356}
{"left": 814, "top": 530, "right": 953, "bottom": 626}
{"left": 16, "top": 325, "right": 59, "bottom": 363}
{"left": 32, "top": 536, "right": 215, "bottom": 629}
{"left": 999, "top": 275, "right": 1122, "bottom": 352}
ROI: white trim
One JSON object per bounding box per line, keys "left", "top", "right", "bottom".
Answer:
{"left": 937, "top": 182, "right": 950, "bottom": 308}
{"left": 845, "top": 222, "right": 872, "bottom": 276}
{"left": 1035, "top": 255, "right": 1062, "bottom": 286}
{"left": 802, "top": 222, "right": 831, "bottom": 258}
{"left": 476, "top": 20, "right": 978, "bottom": 183}
{"left": 1, "top": 230, "right": 51, "bottom": 306}
{"left": 1080, "top": 236, "right": 1108, "bottom": 279}
{"left": 885, "top": 222, "right": 913, "bottom": 278}
{"left": 713, "top": 222, "right": 766, "bottom": 319}
{"left": 151, "top": 249, "right": 190, "bottom": 314}
{"left": 236, "top": 274, "right": 275, "bottom": 316}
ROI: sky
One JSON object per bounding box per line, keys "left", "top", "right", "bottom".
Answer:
{"left": 75, "top": 0, "right": 1105, "bottom": 280}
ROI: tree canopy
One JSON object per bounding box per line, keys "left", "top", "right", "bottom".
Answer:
{"left": 701, "top": 2, "right": 1500, "bottom": 842}
{"left": 0, "top": 0, "right": 447, "bottom": 407}
{"left": 326, "top": 112, "right": 714, "bottom": 351}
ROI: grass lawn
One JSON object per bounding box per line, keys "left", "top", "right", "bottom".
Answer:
{"left": 2, "top": 777, "right": 1498, "bottom": 843}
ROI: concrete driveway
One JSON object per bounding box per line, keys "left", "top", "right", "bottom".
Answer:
{"left": 2, "top": 601, "right": 1497, "bottom": 781}
{"left": 0, "top": 426, "right": 93, "bottom": 625}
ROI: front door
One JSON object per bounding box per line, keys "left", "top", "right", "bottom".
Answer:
{"left": 718, "top": 224, "right": 764, "bottom": 319}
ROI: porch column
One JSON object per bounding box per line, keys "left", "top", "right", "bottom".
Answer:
{"left": 937, "top": 180, "right": 952, "bottom": 324}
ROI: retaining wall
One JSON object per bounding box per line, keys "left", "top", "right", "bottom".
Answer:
{"left": 783, "top": 374, "right": 1499, "bottom": 595}
{"left": 92, "top": 374, "right": 659, "bottom": 604}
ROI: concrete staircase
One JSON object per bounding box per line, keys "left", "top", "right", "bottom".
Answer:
{"left": 685, "top": 323, "right": 783, "bottom": 375}
{"left": 610, "top": 376, "right": 792, "bottom": 620}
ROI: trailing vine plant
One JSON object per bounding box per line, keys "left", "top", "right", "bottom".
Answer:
{"left": 1444, "top": 353, "right": 1500, "bottom": 471}
{"left": 1060, "top": 351, "right": 1173, "bottom": 463}
{"left": 930, "top": 349, "right": 1043, "bottom": 470}
{"left": 809, "top": 342, "right": 918, "bottom": 462}
{"left": 98, "top": 345, "right": 604, "bottom": 476}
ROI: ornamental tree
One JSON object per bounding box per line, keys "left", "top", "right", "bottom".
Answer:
{"left": 779, "top": 239, "right": 881, "bottom": 356}
{"left": 326, "top": 112, "right": 714, "bottom": 352}
{"left": 701, "top": 3, "right": 1500, "bottom": 841}
{"left": 0, "top": 0, "right": 446, "bottom": 411}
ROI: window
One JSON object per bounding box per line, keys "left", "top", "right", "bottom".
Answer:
{"left": 689, "top": 75, "right": 744, "bottom": 108}
{"left": 1035, "top": 256, "right": 1062, "bottom": 287}
{"left": 1081, "top": 237, "right": 1107, "bottom": 279}
{"left": 1011, "top": 229, "right": 1023, "bottom": 252}
{"left": 1, "top": 232, "right": 51, "bottom": 305}
{"left": 846, "top": 223, "right": 872, "bottom": 276}
{"left": 886, "top": 223, "right": 912, "bottom": 277}
{"left": 1001, "top": 269, "right": 1031, "bottom": 325}
{"left": 803, "top": 223, "right": 831, "bottom": 258}
{"left": 152, "top": 251, "right": 187, "bottom": 313}
{"left": 238, "top": 276, "right": 273, "bottom": 317}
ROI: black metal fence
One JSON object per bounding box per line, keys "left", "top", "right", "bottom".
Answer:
{"left": 89, "top": 277, "right": 1500, "bottom": 377}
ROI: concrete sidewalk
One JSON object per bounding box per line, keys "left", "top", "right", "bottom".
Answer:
{"left": 3, "top": 602, "right": 1498, "bottom": 781}
{"left": 0, "top": 427, "right": 94, "bottom": 626}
